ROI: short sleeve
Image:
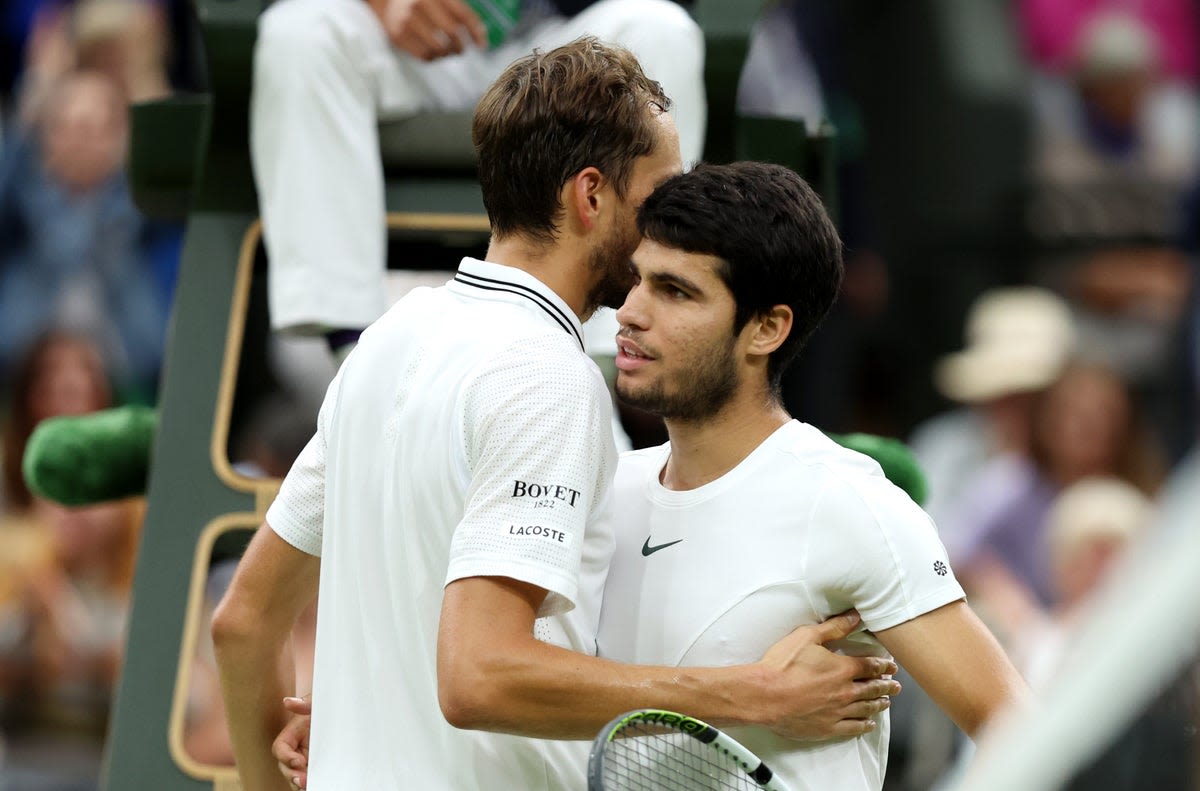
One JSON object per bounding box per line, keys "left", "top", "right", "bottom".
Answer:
{"left": 446, "top": 336, "right": 615, "bottom": 617}
{"left": 805, "top": 476, "right": 965, "bottom": 632}
{"left": 266, "top": 368, "right": 344, "bottom": 556}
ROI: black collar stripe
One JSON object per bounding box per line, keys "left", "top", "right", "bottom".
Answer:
{"left": 456, "top": 271, "right": 577, "bottom": 332}
{"left": 454, "top": 274, "right": 584, "bottom": 350}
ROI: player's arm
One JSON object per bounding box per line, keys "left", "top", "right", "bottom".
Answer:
{"left": 874, "top": 600, "right": 1029, "bottom": 738}
{"left": 438, "top": 576, "right": 900, "bottom": 741}
{"left": 212, "top": 524, "right": 320, "bottom": 791}
{"left": 440, "top": 347, "right": 897, "bottom": 740}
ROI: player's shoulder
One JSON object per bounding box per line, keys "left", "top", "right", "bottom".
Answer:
{"left": 770, "top": 421, "right": 883, "bottom": 478}
{"left": 771, "top": 422, "right": 921, "bottom": 509}
{"left": 475, "top": 331, "right": 602, "bottom": 392}
{"left": 442, "top": 293, "right": 591, "bottom": 372}
{"left": 357, "top": 284, "right": 444, "bottom": 340}
{"left": 456, "top": 327, "right": 607, "bottom": 423}
{"left": 377, "top": 281, "right": 582, "bottom": 355}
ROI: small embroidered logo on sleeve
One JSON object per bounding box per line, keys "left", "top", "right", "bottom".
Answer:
{"left": 934, "top": 560, "right": 948, "bottom": 576}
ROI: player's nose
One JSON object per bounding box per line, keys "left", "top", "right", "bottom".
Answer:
{"left": 615, "top": 284, "right": 649, "bottom": 330}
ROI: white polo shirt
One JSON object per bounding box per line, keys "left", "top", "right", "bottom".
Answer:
{"left": 596, "top": 421, "right": 965, "bottom": 791}
{"left": 268, "top": 258, "right": 616, "bottom": 790}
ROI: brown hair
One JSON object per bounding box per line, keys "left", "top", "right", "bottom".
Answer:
{"left": 1031, "top": 362, "right": 1166, "bottom": 494}
{"left": 472, "top": 36, "right": 670, "bottom": 243}
{"left": 2, "top": 331, "right": 112, "bottom": 509}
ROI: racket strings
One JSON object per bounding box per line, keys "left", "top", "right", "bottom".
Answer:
{"left": 602, "top": 723, "right": 762, "bottom": 790}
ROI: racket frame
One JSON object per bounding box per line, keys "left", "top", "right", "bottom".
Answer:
{"left": 587, "top": 708, "right": 794, "bottom": 791}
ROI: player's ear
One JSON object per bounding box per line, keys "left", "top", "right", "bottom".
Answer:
{"left": 746, "top": 305, "right": 792, "bottom": 357}
{"left": 565, "top": 167, "right": 605, "bottom": 232}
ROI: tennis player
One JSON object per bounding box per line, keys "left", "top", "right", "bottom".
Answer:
{"left": 598, "top": 161, "right": 1029, "bottom": 790}
{"left": 214, "top": 40, "right": 900, "bottom": 791}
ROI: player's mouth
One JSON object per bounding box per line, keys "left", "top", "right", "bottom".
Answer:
{"left": 615, "top": 337, "right": 655, "bottom": 372}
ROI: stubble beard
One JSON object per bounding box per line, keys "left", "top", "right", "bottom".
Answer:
{"left": 616, "top": 336, "right": 741, "bottom": 422}
{"left": 584, "top": 221, "right": 641, "bottom": 314}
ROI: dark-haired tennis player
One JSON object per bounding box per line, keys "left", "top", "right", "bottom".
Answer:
{"left": 271, "top": 160, "right": 1027, "bottom": 791}
{"left": 215, "top": 40, "right": 899, "bottom": 791}
{"left": 597, "top": 161, "right": 1028, "bottom": 790}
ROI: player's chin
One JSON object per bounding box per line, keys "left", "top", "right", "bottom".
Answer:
{"left": 615, "top": 378, "right": 662, "bottom": 413}
{"left": 614, "top": 377, "right": 645, "bottom": 406}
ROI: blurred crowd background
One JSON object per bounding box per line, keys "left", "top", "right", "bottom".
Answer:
{"left": 0, "top": 0, "right": 1198, "bottom": 789}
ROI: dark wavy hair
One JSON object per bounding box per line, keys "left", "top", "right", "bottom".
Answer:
{"left": 637, "top": 161, "right": 844, "bottom": 395}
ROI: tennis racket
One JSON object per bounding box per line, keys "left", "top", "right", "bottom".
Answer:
{"left": 587, "top": 709, "right": 794, "bottom": 791}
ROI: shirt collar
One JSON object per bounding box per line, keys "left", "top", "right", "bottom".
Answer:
{"left": 450, "top": 257, "right": 585, "bottom": 351}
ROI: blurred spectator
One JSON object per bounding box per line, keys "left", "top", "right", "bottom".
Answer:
{"left": 1029, "top": 10, "right": 1198, "bottom": 196}
{"left": 893, "top": 288, "right": 1074, "bottom": 791}
{"left": 9, "top": 0, "right": 171, "bottom": 124}
{"left": 25, "top": 499, "right": 141, "bottom": 730}
{"left": 1, "top": 331, "right": 111, "bottom": 510}
{"left": 1016, "top": 476, "right": 1154, "bottom": 687}
{"left": 942, "top": 361, "right": 1165, "bottom": 640}
{"left": 0, "top": 331, "right": 140, "bottom": 790}
{"left": 72, "top": 0, "right": 170, "bottom": 103}
{"left": 1021, "top": 9, "right": 1197, "bottom": 459}
{"left": 1020, "top": 0, "right": 1198, "bottom": 85}
{"left": 11, "top": 3, "right": 75, "bottom": 129}
{"left": 1045, "top": 477, "right": 1150, "bottom": 612}
{"left": 910, "top": 363, "right": 1170, "bottom": 791}
{"left": 0, "top": 70, "right": 173, "bottom": 394}
{"left": 1015, "top": 476, "right": 1198, "bottom": 791}
{"left": 910, "top": 287, "right": 1076, "bottom": 530}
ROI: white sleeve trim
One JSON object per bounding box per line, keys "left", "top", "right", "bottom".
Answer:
{"left": 863, "top": 589, "right": 966, "bottom": 633}
{"left": 267, "top": 504, "right": 323, "bottom": 557}
{"left": 444, "top": 556, "right": 578, "bottom": 618}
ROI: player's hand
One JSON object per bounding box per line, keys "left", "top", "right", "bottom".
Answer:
{"left": 273, "top": 695, "right": 312, "bottom": 789}
{"left": 756, "top": 610, "right": 901, "bottom": 741}
{"left": 368, "top": 0, "right": 487, "bottom": 61}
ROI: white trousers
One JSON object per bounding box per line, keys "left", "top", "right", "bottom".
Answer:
{"left": 252, "top": 0, "right": 706, "bottom": 332}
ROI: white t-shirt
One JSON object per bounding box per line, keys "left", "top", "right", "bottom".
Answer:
{"left": 596, "top": 421, "right": 965, "bottom": 791}
{"left": 267, "top": 258, "right": 617, "bottom": 791}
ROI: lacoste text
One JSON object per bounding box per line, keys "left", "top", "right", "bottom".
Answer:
{"left": 509, "top": 525, "right": 567, "bottom": 543}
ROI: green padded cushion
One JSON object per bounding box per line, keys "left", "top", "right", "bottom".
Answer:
{"left": 24, "top": 405, "right": 158, "bottom": 506}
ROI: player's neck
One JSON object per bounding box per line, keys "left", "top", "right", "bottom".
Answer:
{"left": 660, "top": 392, "right": 791, "bottom": 491}
{"left": 486, "top": 235, "right": 593, "bottom": 321}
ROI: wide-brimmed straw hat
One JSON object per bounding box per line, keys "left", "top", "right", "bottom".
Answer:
{"left": 935, "top": 287, "right": 1076, "bottom": 403}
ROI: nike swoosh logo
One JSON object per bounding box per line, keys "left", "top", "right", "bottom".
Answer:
{"left": 641, "top": 537, "right": 683, "bottom": 557}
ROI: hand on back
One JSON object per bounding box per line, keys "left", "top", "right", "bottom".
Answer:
{"left": 269, "top": 610, "right": 902, "bottom": 780}
{"left": 755, "top": 610, "right": 901, "bottom": 741}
